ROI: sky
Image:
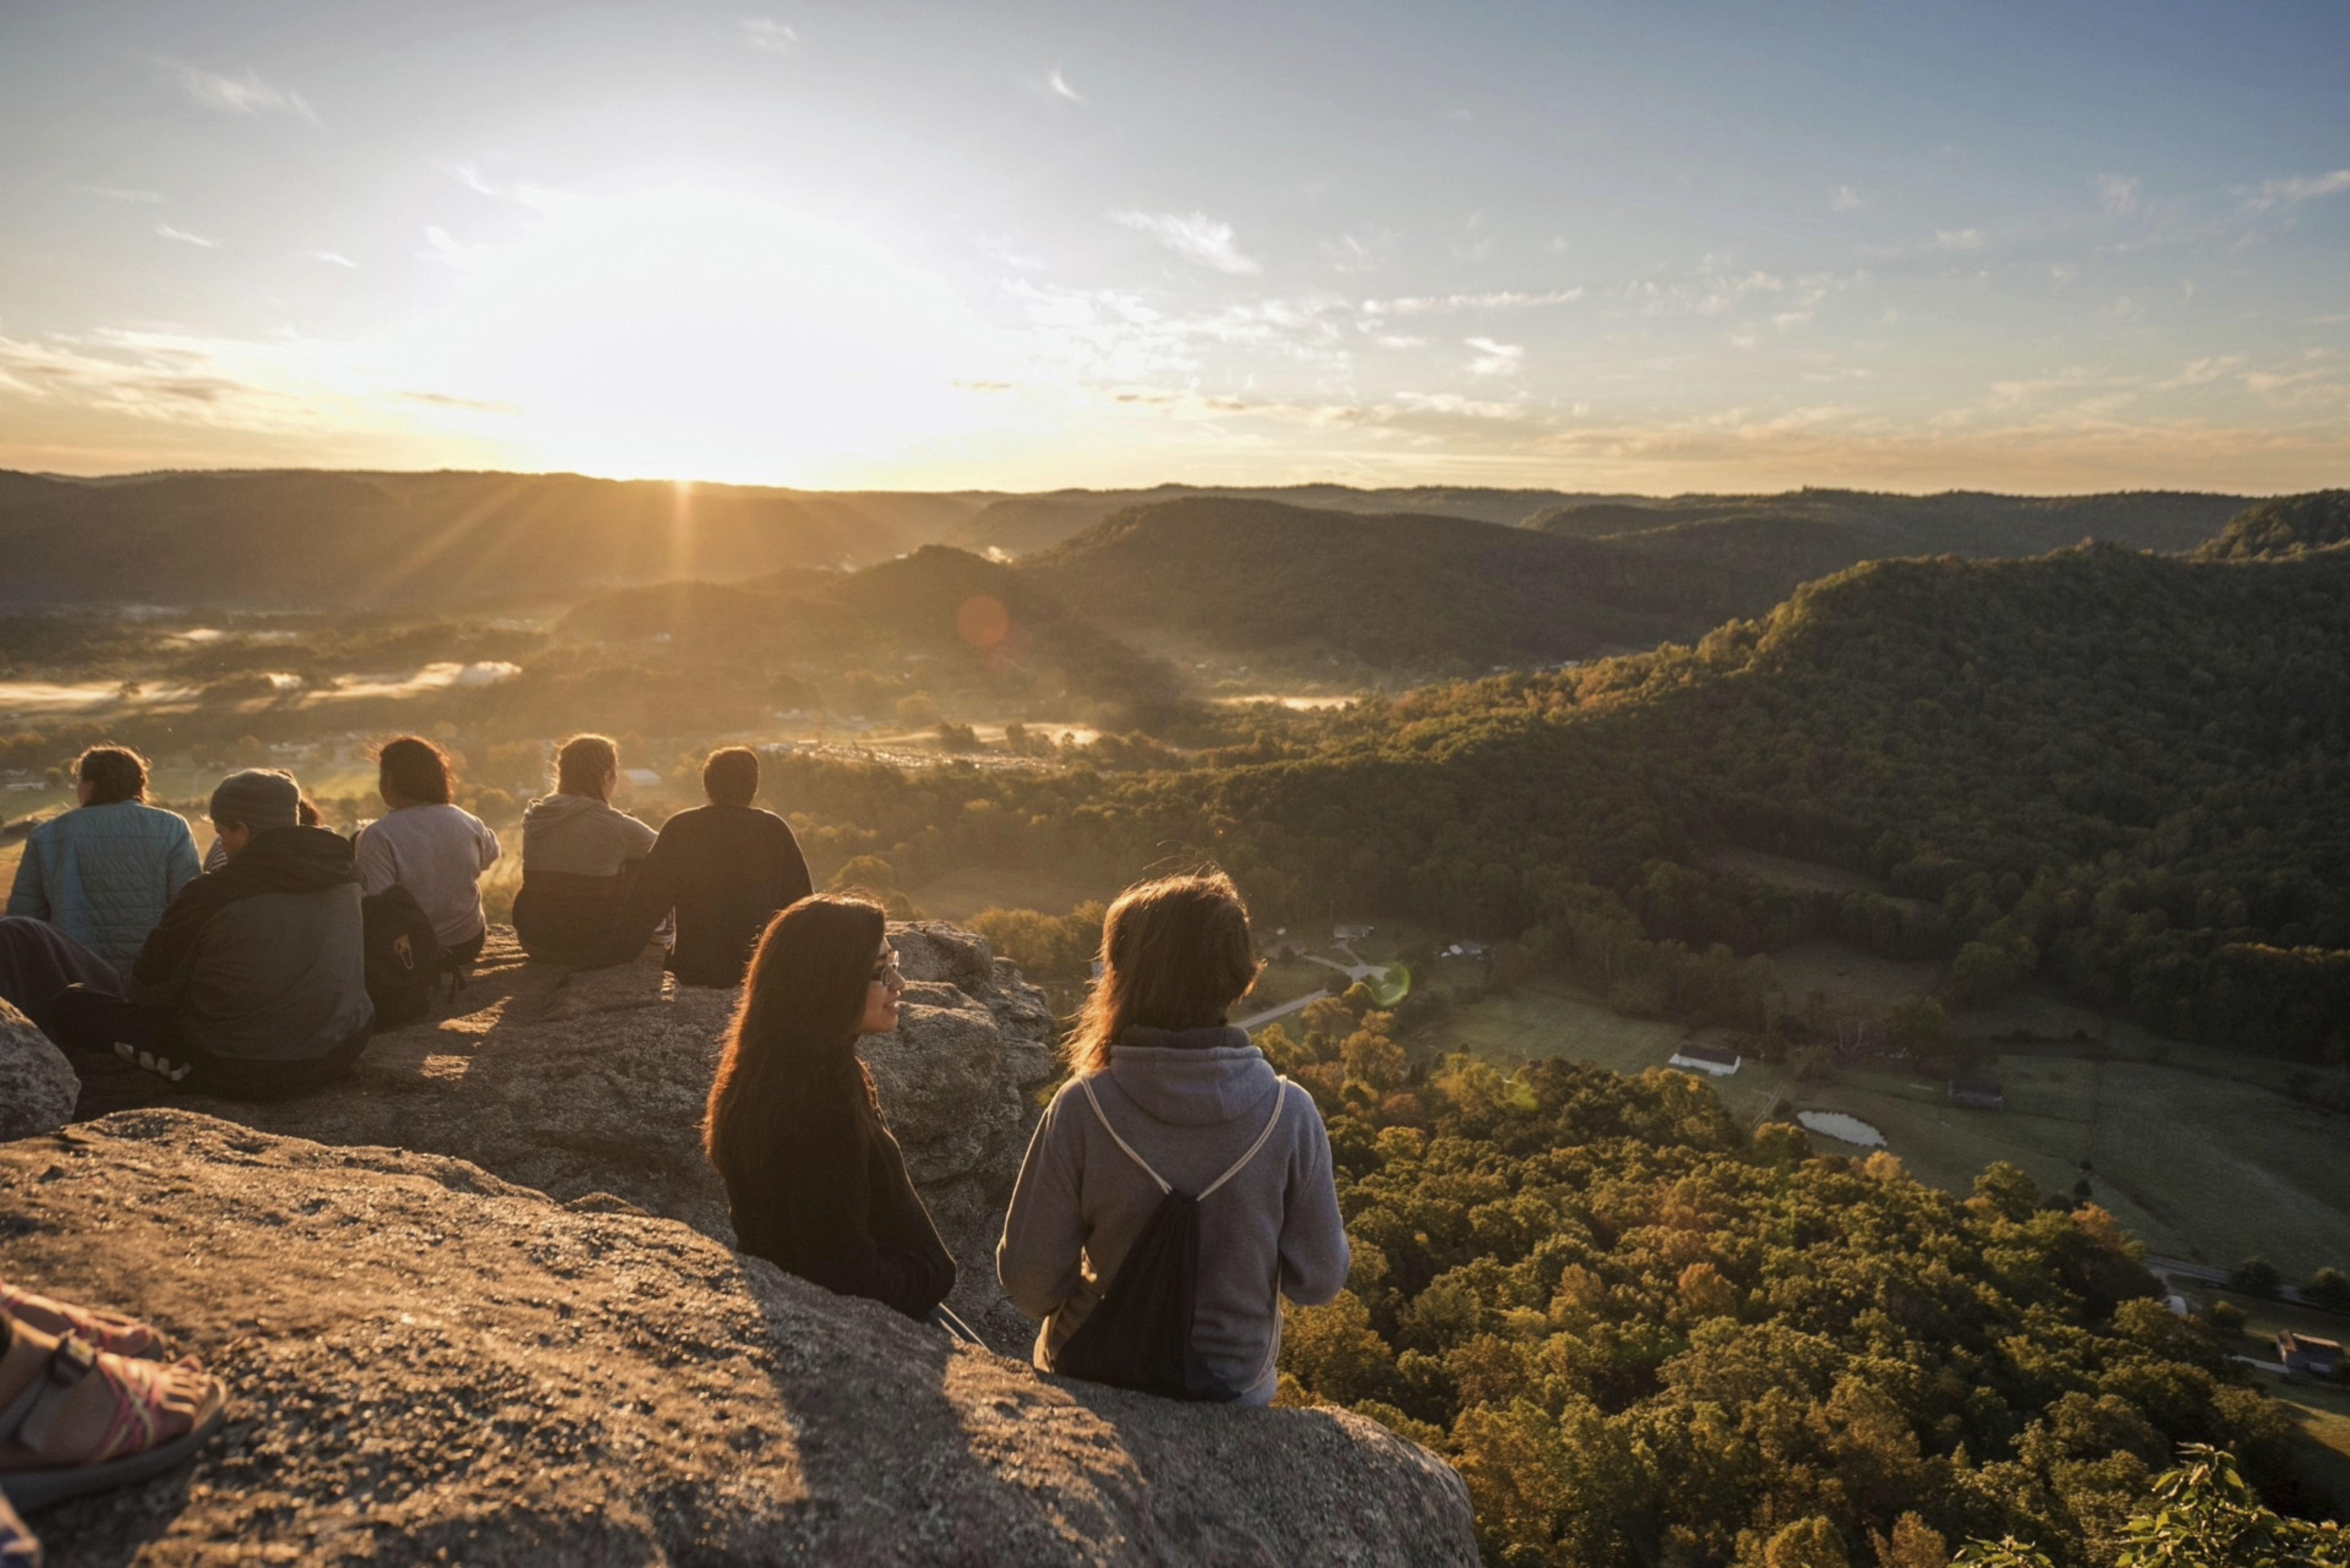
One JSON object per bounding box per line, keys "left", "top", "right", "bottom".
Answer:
{"left": 1, "top": 0, "right": 2345, "bottom": 494}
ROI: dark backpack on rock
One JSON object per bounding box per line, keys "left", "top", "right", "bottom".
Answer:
{"left": 1052, "top": 1078, "right": 1287, "bottom": 1402}
{"left": 361, "top": 884, "right": 444, "bottom": 1030}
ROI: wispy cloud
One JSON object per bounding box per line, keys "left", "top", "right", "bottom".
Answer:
{"left": 1321, "top": 226, "right": 1397, "bottom": 275}
{"left": 1934, "top": 227, "right": 1987, "bottom": 251}
{"left": 1046, "top": 67, "right": 1083, "bottom": 103}
{"left": 312, "top": 251, "right": 358, "bottom": 268}
{"left": 739, "top": 18, "right": 797, "bottom": 55}
{"left": 1464, "top": 336, "right": 1523, "bottom": 376}
{"left": 2156, "top": 354, "right": 2243, "bottom": 390}
{"left": 2240, "top": 168, "right": 2350, "bottom": 215}
{"left": 1829, "top": 185, "right": 1862, "bottom": 212}
{"left": 81, "top": 185, "right": 164, "bottom": 204}
{"left": 163, "top": 60, "right": 318, "bottom": 122}
{"left": 155, "top": 223, "right": 217, "bottom": 248}
{"left": 1112, "top": 210, "right": 1261, "bottom": 275}
{"left": 2096, "top": 174, "right": 2140, "bottom": 215}
{"left": 1361, "top": 287, "right": 1582, "bottom": 316}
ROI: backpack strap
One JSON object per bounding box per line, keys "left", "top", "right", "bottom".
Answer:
{"left": 1076, "top": 1077, "right": 1288, "bottom": 1201}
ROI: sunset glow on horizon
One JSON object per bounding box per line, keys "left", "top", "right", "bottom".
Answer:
{"left": 2, "top": 2, "right": 2346, "bottom": 494}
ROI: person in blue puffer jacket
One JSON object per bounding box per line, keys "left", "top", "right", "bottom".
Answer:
{"left": 5, "top": 746, "right": 199, "bottom": 969}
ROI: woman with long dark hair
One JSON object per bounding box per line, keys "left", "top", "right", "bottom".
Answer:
{"left": 995, "top": 872, "right": 1349, "bottom": 1403}
{"left": 703, "top": 895, "right": 967, "bottom": 1335}
{"left": 354, "top": 735, "right": 501, "bottom": 966}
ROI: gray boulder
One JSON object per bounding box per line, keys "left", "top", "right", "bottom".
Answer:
{"left": 69, "top": 923, "right": 1056, "bottom": 1346}
{"left": 0, "top": 1110, "right": 1477, "bottom": 1566}
{"left": 0, "top": 996, "right": 77, "bottom": 1141}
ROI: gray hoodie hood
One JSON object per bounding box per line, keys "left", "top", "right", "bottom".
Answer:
{"left": 1108, "top": 1026, "right": 1279, "bottom": 1127}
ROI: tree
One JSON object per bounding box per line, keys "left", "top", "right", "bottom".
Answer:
{"left": 1763, "top": 1517, "right": 1851, "bottom": 1568}
{"left": 1953, "top": 1445, "right": 2350, "bottom": 1568}
{"left": 2229, "top": 1257, "right": 2283, "bottom": 1297}
{"left": 2305, "top": 1267, "right": 2350, "bottom": 1312}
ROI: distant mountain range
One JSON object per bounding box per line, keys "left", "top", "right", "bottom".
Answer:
{"left": 0, "top": 472, "right": 2272, "bottom": 674}
{"left": 0, "top": 469, "right": 995, "bottom": 607}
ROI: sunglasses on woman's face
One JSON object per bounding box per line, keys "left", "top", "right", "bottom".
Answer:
{"left": 870, "top": 954, "right": 904, "bottom": 988}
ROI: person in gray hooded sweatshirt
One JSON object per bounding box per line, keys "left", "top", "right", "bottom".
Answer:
{"left": 512, "top": 734, "right": 657, "bottom": 963}
{"left": 996, "top": 872, "right": 1349, "bottom": 1405}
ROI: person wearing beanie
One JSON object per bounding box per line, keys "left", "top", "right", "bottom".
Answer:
{"left": 0, "top": 768, "right": 373, "bottom": 1100}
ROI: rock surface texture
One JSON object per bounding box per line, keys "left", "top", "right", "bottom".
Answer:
{"left": 0, "top": 1110, "right": 1477, "bottom": 1566}
{"left": 66, "top": 923, "right": 1057, "bottom": 1346}
{"left": 0, "top": 996, "right": 77, "bottom": 1141}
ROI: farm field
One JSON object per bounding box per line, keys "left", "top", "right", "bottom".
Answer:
{"left": 1772, "top": 939, "right": 1946, "bottom": 1012}
{"left": 902, "top": 865, "right": 1117, "bottom": 924}
{"left": 1242, "top": 957, "right": 1332, "bottom": 1013}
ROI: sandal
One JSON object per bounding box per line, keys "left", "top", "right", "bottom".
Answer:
{"left": 0, "top": 1283, "right": 176, "bottom": 1363}
{"left": 0, "top": 1334, "right": 226, "bottom": 1510}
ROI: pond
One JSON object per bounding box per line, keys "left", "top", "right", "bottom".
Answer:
{"left": 1797, "top": 1110, "right": 1888, "bottom": 1148}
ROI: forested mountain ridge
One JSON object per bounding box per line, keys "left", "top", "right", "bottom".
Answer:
{"left": 1020, "top": 497, "right": 1759, "bottom": 671}
{"left": 942, "top": 483, "right": 1634, "bottom": 557}
{"left": 0, "top": 468, "right": 995, "bottom": 607}
{"left": 2195, "top": 488, "right": 2350, "bottom": 560}
{"left": 1527, "top": 488, "right": 2249, "bottom": 558}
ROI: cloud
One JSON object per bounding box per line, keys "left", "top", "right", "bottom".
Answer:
{"left": 81, "top": 185, "right": 164, "bottom": 204}
{"left": 1830, "top": 185, "right": 1862, "bottom": 212}
{"left": 1361, "top": 287, "right": 1582, "bottom": 316}
{"left": 155, "top": 223, "right": 217, "bottom": 248}
{"left": 1464, "top": 336, "right": 1523, "bottom": 376}
{"left": 1934, "top": 228, "right": 1987, "bottom": 251}
{"left": 739, "top": 17, "right": 797, "bottom": 54}
{"left": 312, "top": 251, "right": 358, "bottom": 268}
{"left": 1321, "top": 226, "right": 1397, "bottom": 274}
{"left": 2156, "top": 355, "right": 2243, "bottom": 390}
{"left": 1112, "top": 210, "right": 1261, "bottom": 275}
{"left": 1047, "top": 68, "right": 1083, "bottom": 103}
{"left": 2241, "top": 168, "right": 2350, "bottom": 215}
{"left": 163, "top": 61, "right": 317, "bottom": 122}
{"left": 2096, "top": 174, "right": 2140, "bottom": 215}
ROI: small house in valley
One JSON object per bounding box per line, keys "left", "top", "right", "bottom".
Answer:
{"left": 1669, "top": 1043, "right": 1742, "bottom": 1077}
{"left": 2278, "top": 1332, "right": 2344, "bottom": 1377}
{"left": 1333, "top": 923, "right": 1374, "bottom": 943}
{"left": 1948, "top": 1079, "right": 2006, "bottom": 1110}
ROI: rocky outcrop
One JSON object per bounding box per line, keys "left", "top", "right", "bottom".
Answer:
{"left": 0, "top": 1110, "right": 1478, "bottom": 1566}
{"left": 65, "top": 923, "right": 1056, "bottom": 1346}
{"left": 0, "top": 996, "right": 76, "bottom": 1141}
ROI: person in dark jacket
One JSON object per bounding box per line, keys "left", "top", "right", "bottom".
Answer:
{"left": 0, "top": 769, "right": 373, "bottom": 1100}
{"left": 593, "top": 746, "right": 812, "bottom": 987}
{"left": 701, "top": 895, "right": 973, "bottom": 1339}
{"left": 512, "top": 734, "right": 656, "bottom": 963}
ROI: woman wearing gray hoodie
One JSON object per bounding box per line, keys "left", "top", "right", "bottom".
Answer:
{"left": 996, "top": 873, "right": 1349, "bottom": 1405}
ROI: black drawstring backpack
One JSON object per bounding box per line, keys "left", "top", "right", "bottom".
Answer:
{"left": 1052, "top": 1079, "right": 1287, "bottom": 1402}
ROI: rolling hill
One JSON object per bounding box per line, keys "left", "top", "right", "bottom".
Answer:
{"left": 0, "top": 469, "right": 995, "bottom": 608}
{"left": 942, "top": 483, "right": 1635, "bottom": 558}
{"left": 1018, "top": 496, "right": 1756, "bottom": 671}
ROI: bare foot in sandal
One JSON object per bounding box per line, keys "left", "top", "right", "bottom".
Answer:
{"left": 0, "top": 1312, "right": 226, "bottom": 1511}
{"left": 0, "top": 1281, "right": 176, "bottom": 1362}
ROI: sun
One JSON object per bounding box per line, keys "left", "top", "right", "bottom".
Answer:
{"left": 400, "top": 188, "right": 1020, "bottom": 485}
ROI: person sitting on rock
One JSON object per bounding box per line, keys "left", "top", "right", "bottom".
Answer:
{"left": 589, "top": 746, "right": 812, "bottom": 988}
{"left": 511, "top": 734, "right": 656, "bottom": 964}
{"left": 5, "top": 745, "right": 200, "bottom": 969}
{"left": 353, "top": 736, "right": 501, "bottom": 969}
{"left": 995, "top": 872, "right": 1349, "bottom": 1405}
{"left": 0, "top": 1277, "right": 227, "bottom": 1516}
{"left": 0, "top": 769, "right": 374, "bottom": 1099}
{"left": 703, "top": 894, "right": 978, "bottom": 1341}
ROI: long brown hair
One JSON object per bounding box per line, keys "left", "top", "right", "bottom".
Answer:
{"left": 703, "top": 895, "right": 887, "bottom": 1181}
{"left": 1065, "top": 872, "right": 1261, "bottom": 1077}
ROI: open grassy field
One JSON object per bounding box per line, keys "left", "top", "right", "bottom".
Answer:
{"left": 903, "top": 865, "right": 1119, "bottom": 923}
{"left": 1242, "top": 957, "right": 1333, "bottom": 1013}
{"left": 1708, "top": 847, "right": 1887, "bottom": 896}
{"left": 1772, "top": 939, "right": 1947, "bottom": 1011}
